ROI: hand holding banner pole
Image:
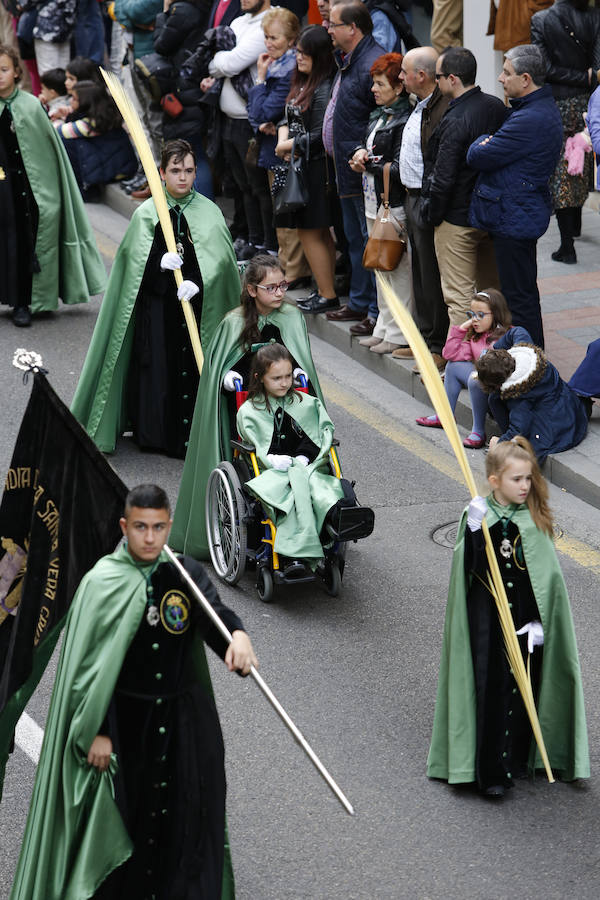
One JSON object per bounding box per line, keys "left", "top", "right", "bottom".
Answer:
{"left": 163, "top": 545, "right": 355, "bottom": 815}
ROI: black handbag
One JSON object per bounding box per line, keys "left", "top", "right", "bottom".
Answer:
{"left": 273, "top": 137, "right": 309, "bottom": 216}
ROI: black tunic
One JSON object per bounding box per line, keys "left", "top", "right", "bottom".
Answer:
{"left": 95, "top": 557, "right": 243, "bottom": 900}
{"left": 0, "top": 104, "right": 39, "bottom": 309}
{"left": 127, "top": 208, "right": 203, "bottom": 459}
{"left": 465, "top": 518, "right": 542, "bottom": 790}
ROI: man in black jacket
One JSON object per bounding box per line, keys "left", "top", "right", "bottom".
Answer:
{"left": 422, "top": 46, "right": 508, "bottom": 327}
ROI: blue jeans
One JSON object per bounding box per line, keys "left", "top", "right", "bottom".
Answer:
{"left": 188, "top": 140, "right": 214, "bottom": 200}
{"left": 74, "top": 0, "right": 105, "bottom": 63}
{"left": 339, "top": 194, "right": 378, "bottom": 320}
{"left": 444, "top": 360, "right": 489, "bottom": 437}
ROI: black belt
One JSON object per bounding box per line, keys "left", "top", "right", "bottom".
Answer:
{"left": 405, "top": 187, "right": 421, "bottom": 196}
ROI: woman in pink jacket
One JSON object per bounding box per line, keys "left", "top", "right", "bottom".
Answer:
{"left": 416, "top": 288, "right": 513, "bottom": 448}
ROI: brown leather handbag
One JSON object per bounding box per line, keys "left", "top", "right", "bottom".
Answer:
{"left": 362, "top": 163, "right": 407, "bottom": 272}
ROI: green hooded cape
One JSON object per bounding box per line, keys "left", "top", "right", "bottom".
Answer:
{"left": 170, "top": 302, "right": 325, "bottom": 559}
{"left": 237, "top": 393, "right": 343, "bottom": 563}
{"left": 0, "top": 88, "right": 105, "bottom": 312}
{"left": 70, "top": 191, "right": 240, "bottom": 453}
{"left": 426, "top": 499, "right": 590, "bottom": 784}
{"left": 10, "top": 543, "right": 234, "bottom": 900}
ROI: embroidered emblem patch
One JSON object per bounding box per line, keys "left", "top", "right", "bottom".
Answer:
{"left": 159, "top": 589, "right": 191, "bottom": 634}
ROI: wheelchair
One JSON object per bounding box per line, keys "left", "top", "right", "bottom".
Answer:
{"left": 205, "top": 377, "right": 374, "bottom": 603}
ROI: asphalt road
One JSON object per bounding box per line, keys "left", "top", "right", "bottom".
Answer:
{"left": 1, "top": 202, "right": 600, "bottom": 899}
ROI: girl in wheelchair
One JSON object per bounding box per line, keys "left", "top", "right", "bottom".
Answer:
{"left": 237, "top": 343, "right": 374, "bottom": 567}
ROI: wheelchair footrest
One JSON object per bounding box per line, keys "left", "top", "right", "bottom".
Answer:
{"left": 274, "top": 560, "right": 315, "bottom": 585}
{"left": 326, "top": 505, "right": 375, "bottom": 542}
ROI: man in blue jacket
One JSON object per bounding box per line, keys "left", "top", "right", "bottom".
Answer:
{"left": 321, "top": 0, "right": 384, "bottom": 332}
{"left": 467, "top": 44, "right": 563, "bottom": 349}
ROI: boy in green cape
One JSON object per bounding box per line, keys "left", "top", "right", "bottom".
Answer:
{"left": 11, "top": 484, "right": 257, "bottom": 899}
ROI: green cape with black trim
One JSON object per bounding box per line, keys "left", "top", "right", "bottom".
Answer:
{"left": 426, "top": 498, "right": 589, "bottom": 784}
{"left": 237, "top": 392, "right": 343, "bottom": 563}
{"left": 170, "top": 301, "right": 324, "bottom": 559}
{"left": 70, "top": 191, "right": 239, "bottom": 453}
{"left": 0, "top": 88, "right": 105, "bottom": 312}
{"left": 10, "top": 543, "right": 234, "bottom": 900}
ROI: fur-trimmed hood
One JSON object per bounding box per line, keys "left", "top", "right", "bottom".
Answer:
{"left": 500, "top": 344, "right": 548, "bottom": 399}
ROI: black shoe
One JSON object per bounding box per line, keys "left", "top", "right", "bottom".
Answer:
{"left": 483, "top": 784, "right": 505, "bottom": 799}
{"left": 236, "top": 241, "right": 260, "bottom": 261}
{"left": 287, "top": 276, "right": 313, "bottom": 291}
{"left": 12, "top": 306, "right": 31, "bottom": 327}
{"left": 297, "top": 291, "right": 340, "bottom": 314}
{"left": 551, "top": 246, "right": 577, "bottom": 264}
{"left": 326, "top": 505, "right": 375, "bottom": 541}
{"left": 233, "top": 235, "right": 249, "bottom": 254}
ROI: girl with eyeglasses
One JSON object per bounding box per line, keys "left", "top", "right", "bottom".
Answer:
{"left": 171, "top": 253, "right": 327, "bottom": 558}
{"left": 416, "top": 288, "right": 517, "bottom": 449}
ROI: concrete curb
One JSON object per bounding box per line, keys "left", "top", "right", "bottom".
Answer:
{"left": 102, "top": 182, "right": 600, "bottom": 511}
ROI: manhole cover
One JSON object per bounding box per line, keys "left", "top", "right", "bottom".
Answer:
{"left": 432, "top": 521, "right": 459, "bottom": 549}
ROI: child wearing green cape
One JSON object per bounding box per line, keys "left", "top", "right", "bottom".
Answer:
{"left": 236, "top": 344, "right": 374, "bottom": 566}
{"left": 427, "top": 436, "right": 589, "bottom": 798}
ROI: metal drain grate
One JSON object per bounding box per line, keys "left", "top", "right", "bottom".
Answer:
{"left": 431, "top": 522, "right": 459, "bottom": 549}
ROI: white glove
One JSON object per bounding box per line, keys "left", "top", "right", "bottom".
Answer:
{"left": 295, "top": 455, "right": 309, "bottom": 466}
{"left": 293, "top": 367, "right": 308, "bottom": 386}
{"left": 267, "top": 454, "right": 292, "bottom": 471}
{"left": 467, "top": 495, "right": 488, "bottom": 531}
{"left": 516, "top": 621, "right": 544, "bottom": 654}
{"left": 223, "top": 370, "right": 242, "bottom": 391}
{"left": 177, "top": 280, "right": 200, "bottom": 301}
{"left": 160, "top": 251, "right": 183, "bottom": 271}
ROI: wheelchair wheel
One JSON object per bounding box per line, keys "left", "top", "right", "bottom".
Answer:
{"left": 256, "top": 566, "right": 274, "bottom": 603}
{"left": 205, "top": 462, "right": 247, "bottom": 584}
{"left": 324, "top": 561, "right": 342, "bottom": 597}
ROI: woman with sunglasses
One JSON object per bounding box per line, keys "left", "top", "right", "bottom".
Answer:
{"left": 416, "top": 288, "right": 519, "bottom": 449}
{"left": 171, "top": 253, "right": 326, "bottom": 558}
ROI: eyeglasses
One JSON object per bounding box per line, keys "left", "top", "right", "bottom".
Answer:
{"left": 435, "top": 72, "right": 450, "bottom": 80}
{"left": 328, "top": 20, "right": 349, "bottom": 29}
{"left": 295, "top": 49, "right": 310, "bottom": 58}
{"left": 467, "top": 310, "right": 492, "bottom": 320}
{"left": 254, "top": 281, "right": 288, "bottom": 294}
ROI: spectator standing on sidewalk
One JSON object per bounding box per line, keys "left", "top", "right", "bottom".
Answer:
{"left": 467, "top": 44, "right": 563, "bottom": 349}
{"left": 207, "top": 0, "right": 275, "bottom": 257}
{"left": 396, "top": 46, "right": 449, "bottom": 364}
{"left": 531, "top": 0, "right": 600, "bottom": 265}
{"left": 421, "top": 47, "right": 507, "bottom": 335}
{"left": 114, "top": 0, "right": 164, "bottom": 162}
{"left": 324, "top": 0, "right": 385, "bottom": 338}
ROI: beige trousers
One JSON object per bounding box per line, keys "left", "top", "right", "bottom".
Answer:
{"left": 430, "top": 0, "right": 463, "bottom": 54}
{"left": 434, "top": 220, "right": 499, "bottom": 327}
{"left": 367, "top": 206, "right": 415, "bottom": 344}
{"left": 0, "top": 6, "right": 33, "bottom": 92}
{"left": 267, "top": 170, "right": 311, "bottom": 281}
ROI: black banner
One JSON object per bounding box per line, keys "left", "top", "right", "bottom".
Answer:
{"left": 0, "top": 374, "right": 127, "bottom": 787}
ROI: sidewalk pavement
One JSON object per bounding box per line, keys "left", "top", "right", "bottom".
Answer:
{"left": 103, "top": 184, "right": 600, "bottom": 510}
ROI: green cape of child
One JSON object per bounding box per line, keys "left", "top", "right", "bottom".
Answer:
{"left": 170, "top": 302, "right": 324, "bottom": 559}
{"left": 10, "top": 543, "right": 234, "bottom": 900}
{"left": 237, "top": 392, "right": 344, "bottom": 564}
{"left": 0, "top": 88, "right": 105, "bottom": 313}
{"left": 70, "top": 191, "right": 239, "bottom": 453}
{"left": 426, "top": 498, "right": 590, "bottom": 784}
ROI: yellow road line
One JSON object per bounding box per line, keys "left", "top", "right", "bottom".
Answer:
{"left": 95, "top": 231, "right": 119, "bottom": 259}
{"left": 321, "top": 375, "right": 600, "bottom": 576}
